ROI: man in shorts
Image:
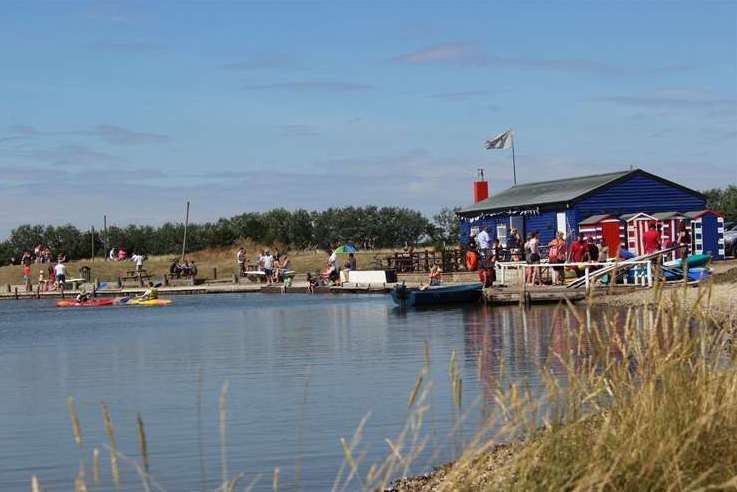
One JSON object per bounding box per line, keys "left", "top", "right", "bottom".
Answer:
{"left": 54, "top": 261, "right": 67, "bottom": 288}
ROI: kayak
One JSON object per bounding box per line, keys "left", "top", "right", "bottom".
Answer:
{"left": 664, "top": 254, "right": 712, "bottom": 269}
{"left": 56, "top": 298, "right": 115, "bottom": 308}
{"left": 126, "top": 298, "right": 172, "bottom": 306}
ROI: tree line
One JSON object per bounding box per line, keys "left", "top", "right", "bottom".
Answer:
{"left": 0, "top": 206, "right": 459, "bottom": 266}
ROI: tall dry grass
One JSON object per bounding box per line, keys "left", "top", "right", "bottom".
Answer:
{"left": 53, "top": 282, "right": 737, "bottom": 491}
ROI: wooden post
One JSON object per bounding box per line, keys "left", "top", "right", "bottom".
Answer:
{"left": 14, "top": 287, "right": 18, "bottom": 300}
{"left": 646, "top": 261, "right": 653, "bottom": 287}
{"left": 181, "top": 200, "right": 190, "bottom": 263}
{"left": 117, "top": 277, "right": 122, "bottom": 288}
{"left": 92, "top": 285, "right": 97, "bottom": 298}
{"left": 163, "top": 274, "right": 169, "bottom": 287}
{"left": 584, "top": 266, "right": 590, "bottom": 290}
{"left": 35, "top": 285, "right": 40, "bottom": 299}
{"left": 233, "top": 273, "right": 238, "bottom": 284}
{"left": 212, "top": 267, "right": 217, "bottom": 280}
{"left": 5, "top": 284, "right": 10, "bottom": 293}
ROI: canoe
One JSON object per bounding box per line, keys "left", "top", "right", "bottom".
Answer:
{"left": 664, "top": 254, "right": 711, "bottom": 269}
{"left": 126, "top": 298, "right": 172, "bottom": 306}
{"left": 56, "top": 298, "right": 115, "bottom": 308}
{"left": 391, "top": 283, "right": 483, "bottom": 307}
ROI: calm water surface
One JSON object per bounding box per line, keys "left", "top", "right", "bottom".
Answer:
{"left": 0, "top": 294, "right": 590, "bottom": 491}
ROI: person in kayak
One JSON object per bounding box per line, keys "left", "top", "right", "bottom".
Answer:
{"left": 76, "top": 286, "right": 91, "bottom": 303}
{"left": 138, "top": 282, "right": 159, "bottom": 301}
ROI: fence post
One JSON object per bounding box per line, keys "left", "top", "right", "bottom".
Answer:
{"left": 646, "top": 261, "right": 653, "bottom": 287}
{"left": 14, "top": 287, "right": 18, "bottom": 300}
{"left": 584, "top": 266, "right": 590, "bottom": 290}
{"left": 212, "top": 267, "right": 217, "bottom": 280}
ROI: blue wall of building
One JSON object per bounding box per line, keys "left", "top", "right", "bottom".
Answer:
{"left": 525, "top": 210, "right": 558, "bottom": 245}
{"left": 575, "top": 174, "right": 705, "bottom": 218}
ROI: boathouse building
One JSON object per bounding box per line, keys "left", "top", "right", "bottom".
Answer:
{"left": 458, "top": 169, "right": 721, "bottom": 256}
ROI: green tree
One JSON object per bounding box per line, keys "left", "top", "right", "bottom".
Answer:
{"left": 703, "top": 185, "right": 737, "bottom": 222}
{"left": 432, "top": 207, "right": 461, "bottom": 243}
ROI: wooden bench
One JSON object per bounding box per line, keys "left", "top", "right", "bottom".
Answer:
{"left": 119, "top": 269, "right": 152, "bottom": 287}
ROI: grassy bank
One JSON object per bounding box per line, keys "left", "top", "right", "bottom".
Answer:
{"left": 0, "top": 243, "right": 389, "bottom": 287}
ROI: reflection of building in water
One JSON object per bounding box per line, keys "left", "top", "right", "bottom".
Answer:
{"left": 463, "top": 305, "right": 613, "bottom": 408}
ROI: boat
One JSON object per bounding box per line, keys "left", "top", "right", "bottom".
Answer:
{"left": 56, "top": 298, "right": 116, "bottom": 308}
{"left": 391, "top": 283, "right": 483, "bottom": 307}
{"left": 126, "top": 298, "right": 172, "bottom": 306}
{"left": 664, "top": 254, "right": 711, "bottom": 269}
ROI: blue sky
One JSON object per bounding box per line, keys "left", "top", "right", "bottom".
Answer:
{"left": 1, "top": 1, "right": 735, "bottom": 237}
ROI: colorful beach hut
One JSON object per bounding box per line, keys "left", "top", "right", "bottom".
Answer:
{"left": 652, "top": 211, "right": 688, "bottom": 260}
{"left": 622, "top": 212, "right": 658, "bottom": 256}
{"left": 685, "top": 210, "right": 726, "bottom": 260}
{"left": 578, "top": 214, "right": 624, "bottom": 256}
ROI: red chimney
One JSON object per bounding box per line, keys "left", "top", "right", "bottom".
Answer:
{"left": 473, "top": 168, "right": 489, "bottom": 203}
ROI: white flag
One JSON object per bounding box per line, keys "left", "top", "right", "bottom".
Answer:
{"left": 484, "top": 129, "right": 513, "bottom": 150}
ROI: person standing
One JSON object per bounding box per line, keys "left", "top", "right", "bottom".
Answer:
{"left": 131, "top": 252, "right": 145, "bottom": 273}
{"left": 22, "top": 263, "right": 32, "bottom": 292}
{"left": 525, "top": 232, "right": 541, "bottom": 285}
{"left": 642, "top": 224, "right": 661, "bottom": 255}
{"left": 262, "top": 250, "right": 274, "bottom": 285}
{"left": 570, "top": 233, "right": 588, "bottom": 278}
{"left": 476, "top": 226, "right": 491, "bottom": 257}
{"left": 548, "top": 232, "right": 567, "bottom": 285}
{"left": 54, "top": 261, "right": 67, "bottom": 289}
{"left": 236, "top": 247, "right": 246, "bottom": 275}
{"left": 676, "top": 222, "right": 691, "bottom": 259}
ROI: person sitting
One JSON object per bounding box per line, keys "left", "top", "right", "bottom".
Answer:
{"left": 344, "top": 253, "right": 356, "bottom": 271}
{"left": 117, "top": 248, "right": 127, "bottom": 261}
{"left": 138, "top": 282, "right": 159, "bottom": 300}
{"left": 76, "top": 287, "right": 91, "bottom": 303}
{"left": 429, "top": 263, "right": 443, "bottom": 286}
{"left": 306, "top": 272, "right": 319, "bottom": 294}
{"left": 169, "top": 259, "right": 181, "bottom": 278}
{"left": 38, "top": 271, "right": 48, "bottom": 291}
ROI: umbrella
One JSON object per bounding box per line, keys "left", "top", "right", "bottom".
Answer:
{"left": 334, "top": 244, "right": 358, "bottom": 254}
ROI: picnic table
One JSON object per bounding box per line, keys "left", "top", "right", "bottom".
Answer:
{"left": 119, "top": 269, "right": 152, "bottom": 287}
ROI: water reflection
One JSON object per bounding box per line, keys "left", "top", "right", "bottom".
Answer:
{"left": 0, "top": 295, "right": 645, "bottom": 491}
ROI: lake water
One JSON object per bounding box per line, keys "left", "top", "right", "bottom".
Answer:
{"left": 0, "top": 294, "right": 592, "bottom": 491}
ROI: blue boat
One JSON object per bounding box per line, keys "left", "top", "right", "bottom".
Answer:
{"left": 391, "top": 283, "right": 483, "bottom": 307}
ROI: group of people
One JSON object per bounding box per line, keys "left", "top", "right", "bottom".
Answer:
{"left": 258, "top": 249, "right": 290, "bottom": 284}
{"left": 235, "top": 247, "right": 292, "bottom": 285}
{"left": 469, "top": 221, "right": 693, "bottom": 287}
{"left": 23, "top": 260, "right": 69, "bottom": 292}
{"left": 169, "top": 258, "right": 198, "bottom": 278}
{"left": 108, "top": 248, "right": 129, "bottom": 262}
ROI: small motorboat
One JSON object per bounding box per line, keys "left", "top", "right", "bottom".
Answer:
{"left": 391, "top": 283, "right": 483, "bottom": 307}
{"left": 56, "top": 298, "right": 116, "bottom": 308}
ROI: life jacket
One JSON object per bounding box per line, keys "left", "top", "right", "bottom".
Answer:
{"left": 466, "top": 250, "right": 478, "bottom": 270}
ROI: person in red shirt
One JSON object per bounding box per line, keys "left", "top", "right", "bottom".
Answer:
{"left": 642, "top": 224, "right": 661, "bottom": 254}
{"left": 569, "top": 233, "right": 588, "bottom": 278}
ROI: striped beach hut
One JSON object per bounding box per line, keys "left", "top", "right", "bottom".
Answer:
{"left": 685, "top": 210, "right": 725, "bottom": 260}
{"left": 578, "top": 214, "right": 625, "bottom": 255}
{"left": 652, "top": 211, "right": 688, "bottom": 260}
{"left": 622, "top": 212, "right": 658, "bottom": 255}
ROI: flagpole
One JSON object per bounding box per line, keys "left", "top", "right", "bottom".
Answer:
{"left": 511, "top": 133, "right": 517, "bottom": 185}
